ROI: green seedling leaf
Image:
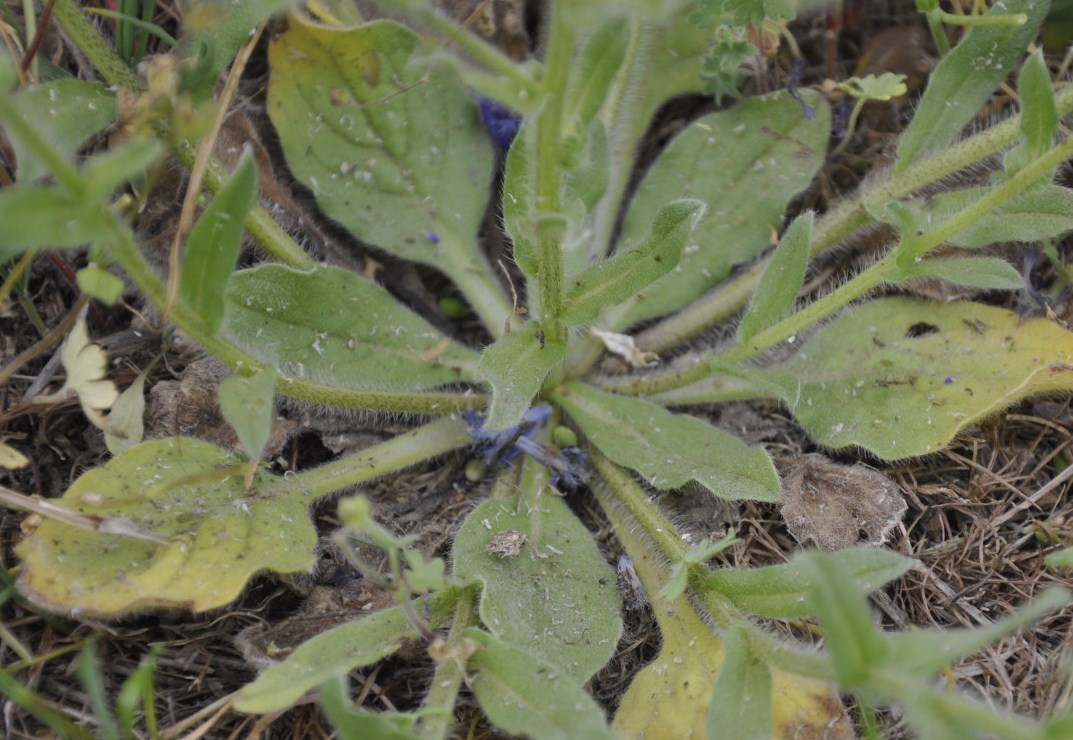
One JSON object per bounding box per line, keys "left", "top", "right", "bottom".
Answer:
{"left": 80, "top": 138, "right": 162, "bottom": 199}
{"left": 185, "top": 0, "right": 298, "bottom": 82}
{"left": 180, "top": 148, "right": 257, "bottom": 333}
{"left": 1045, "top": 546, "right": 1073, "bottom": 568}
{"left": 218, "top": 369, "right": 276, "bottom": 461}
{"left": 465, "top": 628, "right": 617, "bottom": 740}
{"left": 104, "top": 371, "right": 147, "bottom": 456}
{"left": 236, "top": 596, "right": 450, "bottom": 714}
{"left": 223, "top": 264, "right": 476, "bottom": 390}
{"left": 452, "top": 491, "right": 622, "bottom": 683}
{"left": 475, "top": 322, "right": 566, "bottom": 431}
{"left": 897, "top": 256, "right": 1025, "bottom": 291}
{"left": 553, "top": 381, "right": 780, "bottom": 501}
{"left": 267, "top": 17, "right": 508, "bottom": 330}
{"left": 707, "top": 626, "right": 773, "bottom": 740}
{"left": 912, "top": 185, "right": 1073, "bottom": 248}
{"left": 318, "top": 675, "right": 418, "bottom": 740}
{"left": 738, "top": 211, "right": 813, "bottom": 344}
{"left": 563, "top": 199, "right": 705, "bottom": 326}
{"left": 613, "top": 527, "right": 851, "bottom": 738}
{"left": 35, "top": 318, "right": 119, "bottom": 429}
{"left": 16, "top": 437, "right": 316, "bottom": 617}
{"left": 884, "top": 586, "right": 1069, "bottom": 678}
{"left": 803, "top": 551, "right": 889, "bottom": 687}
{"left": 782, "top": 297, "right": 1073, "bottom": 459}
{"left": 115, "top": 647, "right": 158, "bottom": 739}
{"left": 8, "top": 81, "right": 116, "bottom": 184}
{"left": 76, "top": 265, "right": 124, "bottom": 306}
{"left": 704, "top": 548, "right": 913, "bottom": 619}
{"left": 501, "top": 120, "right": 539, "bottom": 276}
{"left": 566, "top": 16, "right": 629, "bottom": 126}
{"left": 1016, "top": 49, "right": 1058, "bottom": 163}
{"left": 614, "top": 90, "right": 829, "bottom": 328}
{"left": 896, "top": 0, "right": 1047, "bottom": 169}
{"left": 837, "top": 72, "right": 908, "bottom": 102}
{"left": 0, "top": 186, "right": 113, "bottom": 259}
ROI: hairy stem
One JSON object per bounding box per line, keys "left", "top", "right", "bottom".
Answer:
{"left": 635, "top": 83, "right": 1073, "bottom": 354}
{"left": 414, "top": 586, "right": 478, "bottom": 740}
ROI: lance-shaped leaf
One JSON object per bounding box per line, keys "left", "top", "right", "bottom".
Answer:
{"left": 1008, "top": 49, "right": 1058, "bottom": 169}
{"left": 563, "top": 199, "right": 704, "bottom": 326}
{"left": 466, "top": 629, "right": 617, "bottom": 740}
{"left": 896, "top": 0, "right": 1047, "bottom": 170}
{"left": 222, "top": 264, "right": 476, "bottom": 390}
{"left": 235, "top": 595, "right": 452, "bottom": 714}
{"left": 475, "top": 322, "right": 565, "bottom": 431}
{"left": 181, "top": 148, "right": 257, "bottom": 333}
{"left": 15, "top": 438, "right": 316, "bottom": 618}
{"left": 267, "top": 17, "right": 509, "bottom": 331}
{"left": 317, "top": 676, "right": 419, "bottom": 740}
{"left": 565, "top": 16, "right": 629, "bottom": 126}
{"left": 702, "top": 548, "right": 913, "bottom": 619}
{"left": 910, "top": 185, "right": 1073, "bottom": 248}
{"left": 707, "top": 626, "right": 773, "bottom": 740}
{"left": 552, "top": 381, "right": 780, "bottom": 501}
{"left": 884, "top": 587, "right": 1069, "bottom": 679}
{"left": 781, "top": 297, "right": 1073, "bottom": 460}
{"left": 452, "top": 490, "right": 622, "bottom": 684}
{"left": 804, "top": 552, "right": 891, "bottom": 687}
{"left": 738, "top": 211, "right": 812, "bottom": 344}
{"left": 896, "top": 256, "right": 1024, "bottom": 291}
{"left": 613, "top": 90, "right": 829, "bottom": 328}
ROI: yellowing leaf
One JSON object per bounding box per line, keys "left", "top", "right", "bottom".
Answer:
{"left": 16, "top": 438, "right": 315, "bottom": 617}
{"left": 782, "top": 297, "right": 1073, "bottom": 459}
{"left": 0, "top": 442, "right": 28, "bottom": 469}
{"left": 612, "top": 532, "right": 852, "bottom": 739}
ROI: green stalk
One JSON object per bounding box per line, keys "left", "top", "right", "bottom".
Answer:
{"left": 532, "top": 0, "right": 574, "bottom": 348}
{"left": 606, "top": 119, "right": 1073, "bottom": 397}
{"left": 293, "top": 416, "right": 472, "bottom": 500}
{"left": 53, "top": 0, "right": 142, "bottom": 90}
{"left": 589, "top": 448, "right": 832, "bottom": 679}
{"left": 415, "top": 586, "right": 478, "bottom": 740}
{"left": 634, "top": 83, "right": 1073, "bottom": 355}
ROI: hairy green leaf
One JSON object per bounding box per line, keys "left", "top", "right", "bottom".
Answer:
{"left": 803, "top": 551, "right": 889, "bottom": 687}
{"left": 782, "top": 297, "right": 1073, "bottom": 459}
{"left": 235, "top": 597, "right": 450, "bottom": 714}
{"left": 453, "top": 491, "right": 622, "bottom": 683}
{"left": 466, "top": 629, "right": 617, "bottom": 740}
{"left": 181, "top": 148, "right": 257, "bottom": 333}
{"left": 566, "top": 16, "right": 629, "bottom": 126}
{"left": 80, "top": 138, "right": 162, "bottom": 200}
{"left": 914, "top": 186, "right": 1073, "bottom": 248}
{"left": 897, "top": 256, "right": 1024, "bottom": 291}
{"left": 896, "top": 0, "right": 1047, "bottom": 169}
{"left": 1016, "top": 49, "right": 1058, "bottom": 163}
{"left": 563, "top": 199, "right": 704, "bottom": 326}
{"left": 267, "top": 16, "right": 509, "bottom": 331}
{"left": 223, "top": 264, "right": 476, "bottom": 391}
{"left": 9, "top": 81, "right": 116, "bottom": 184}
{"left": 738, "top": 211, "right": 813, "bottom": 344}
{"left": 475, "top": 322, "right": 565, "bottom": 431}
{"left": 318, "top": 676, "right": 418, "bottom": 739}
{"left": 703, "top": 548, "right": 913, "bottom": 619}
{"left": 553, "top": 381, "right": 780, "bottom": 501}
{"left": 614, "top": 90, "right": 829, "bottom": 328}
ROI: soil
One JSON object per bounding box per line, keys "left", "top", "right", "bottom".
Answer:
{"left": 3, "top": 1, "right": 1073, "bottom": 738}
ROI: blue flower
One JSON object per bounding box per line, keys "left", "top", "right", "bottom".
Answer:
{"left": 479, "top": 97, "right": 521, "bottom": 149}
{"left": 466, "top": 404, "right": 588, "bottom": 487}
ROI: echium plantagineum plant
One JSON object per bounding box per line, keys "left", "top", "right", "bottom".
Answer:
{"left": 5, "top": 0, "right": 1073, "bottom": 736}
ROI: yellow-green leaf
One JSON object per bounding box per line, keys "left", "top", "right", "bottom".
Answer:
{"left": 16, "top": 438, "right": 315, "bottom": 617}
{"left": 782, "top": 297, "right": 1073, "bottom": 460}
